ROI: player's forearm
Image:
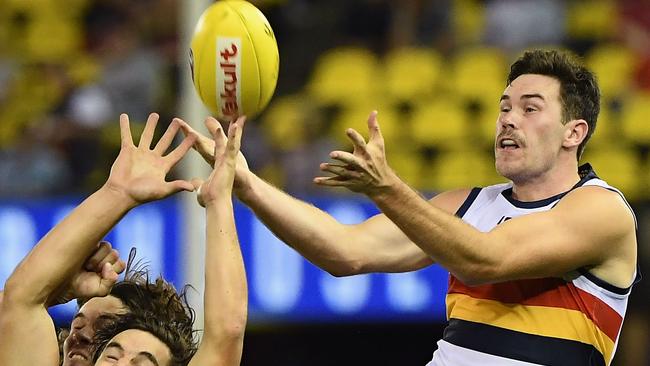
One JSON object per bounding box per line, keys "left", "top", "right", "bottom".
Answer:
{"left": 4, "top": 186, "right": 135, "bottom": 306}
{"left": 236, "top": 172, "right": 366, "bottom": 276}
{"left": 370, "top": 181, "right": 496, "bottom": 284}
{"left": 198, "top": 201, "right": 246, "bottom": 364}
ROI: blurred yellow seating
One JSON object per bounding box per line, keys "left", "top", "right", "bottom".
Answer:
{"left": 409, "top": 98, "right": 469, "bottom": 149}
{"left": 621, "top": 92, "right": 650, "bottom": 146}
{"left": 383, "top": 47, "right": 444, "bottom": 103}
{"left": 386, "top": 149, "right": 425, "bottom": 189}
{"left": 329, "top": 101, "right": 400, "bottom": 148}
{"left": 452, "top": 0, "right": 486, "bottom": 45}
{"left": 307, "top": 47, "right": 380, "bottom": 107}
{"left": 581, "top": 146, "right": 641, "bottom": 201}
{"left": 586, "top": 103, "right": 616, "bottom": 148}
{"left": 566, "top": 0, "right": 618, "bottom": 40}
{"left": 586, "top": 44, "right": 638, "bottom": 100}
{"left": 261, "top": 94, "right": 314, "bottom": 151}
{"left": 421, "top": 148, "right": 502, "bottom": 192}
{"left": 25, "top": 20, "right": 82, "bottom": 62}
{"left": 450, "top": 46, "right": 507, "bottom": 109}
{"left": 477, "top": 105, "right": 499, "bottom": 148}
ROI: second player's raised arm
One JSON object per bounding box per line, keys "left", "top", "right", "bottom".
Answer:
{"left": 189, "top": 117, "right": 247, "bottom": 366}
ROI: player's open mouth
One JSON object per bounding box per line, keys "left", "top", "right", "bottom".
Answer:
{"left": 68, "top": 351, "right": 88, "bottom": 361}
{"left": 499, "top": 138, "right": 520, "bottom": 150}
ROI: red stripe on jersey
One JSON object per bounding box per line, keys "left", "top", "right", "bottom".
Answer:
{"left": 448, "top": 276, "right": 623, "bottom": 341}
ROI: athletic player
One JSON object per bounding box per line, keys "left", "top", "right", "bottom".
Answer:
{"left": 181, "top": 49, "right": 637, "bottom": 365}
{"left": 0, "top": 113, "right": 248, "bottom": 366}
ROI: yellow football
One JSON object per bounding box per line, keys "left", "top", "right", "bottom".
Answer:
{"left": 190, "top": 0, "right": 279, "bottom": 120}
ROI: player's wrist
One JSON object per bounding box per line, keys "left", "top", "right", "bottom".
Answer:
{"left": 233, "top": 172, "right": 254, "bottom": 203}
{"left": 97, "top": 183, "right": 139, "bottom": 211}
{"left": 366, "top": 171, "right": 406, "bottom": 203}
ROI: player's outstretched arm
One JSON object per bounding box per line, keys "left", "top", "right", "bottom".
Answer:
{"left": 0, "top": 113, "right": 197, "bottom": 366}
{"left": 177, "top": 118, "right": 464, "bottom": 276}
{"left": 320, "top": 111, "right": 636, "bottom": 287}
{"left": 189, "top": 116, "right": 247, "bottom": 366}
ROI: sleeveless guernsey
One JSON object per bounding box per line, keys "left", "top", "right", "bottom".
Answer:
{"left": 427, "top": 164, "right": 638, "bottom": 366}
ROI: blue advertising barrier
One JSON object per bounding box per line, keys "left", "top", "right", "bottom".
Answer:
{"left": 0, "top": 196, "right": 449, "bottom": 325}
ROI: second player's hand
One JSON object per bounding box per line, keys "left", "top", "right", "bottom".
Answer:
{"left": 195, "top": 116, "right": 246, "bottom": 208}
{"left": 177, "top": 117, "right": 251, "bottom": 193}
{"left": 314, "top": 111, "right": 400, "bottom": 197}
{"left": 104, "top": 113, "right": 198, "bottom": 206}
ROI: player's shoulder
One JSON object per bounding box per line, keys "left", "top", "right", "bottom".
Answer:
{"left": 428, "top": 188, "right": 474, "bottom": 215}
{"left": 559, "top": 185, "right": 636, "bottom": 228}
{"left": 564, "top": 184, "right": 630, "bottom": 208}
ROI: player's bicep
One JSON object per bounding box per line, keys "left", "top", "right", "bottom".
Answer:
{"left": 352, "top": 213, "right": 432, "bottom": 273}
{"left": 0, "top": 302, "right": 60, "bottom": 366}
{"left": 352, "top": 188, "right": 471, "bottom": 273}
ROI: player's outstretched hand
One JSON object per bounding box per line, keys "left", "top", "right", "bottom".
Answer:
{"left": 104, "top": 113, "right": 198, "bottom": 206}
{"left": 177, "top": 116, "right": 251, "bottom": 193}
{"left": 195, "top": 116, "right": 246, "bottom": 208}
{"left": 314, "top": 111, "right": 400, "bottom": 197}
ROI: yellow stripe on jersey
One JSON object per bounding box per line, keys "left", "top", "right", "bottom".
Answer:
{"left": 447, "top": 293, "right": 616, "bottom": 362}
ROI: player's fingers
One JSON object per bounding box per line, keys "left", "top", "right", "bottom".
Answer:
{"left": 177, "top": 118, "right": 196, "bottom": 136}
{"left": 165, "top": 132, "right": 198, "bottom": 167}
{"left": 206, "top": 117, "right": 227, "bottom": 153}
{"left": 366, "top": 110, "right": 383, "bottom": 145}
{"left": 85, "top": 241, "right": 112, "bottom": 271}
{"left": 153, "top": 118, "right": 181, "bottom": 155}
{"left": 139, "top": 113, "right": 160, "bottom": 149}
{"left": 319, "top": 162, "right": 363, "bottom": 179}
{"left": 99, "top": 262, "right": 119, "bottom": 293}
{"left": 190, "top": 177, "right": 204, "bottom": 192}
{"left": 167, "top": 179, "right": 196, "bottom": 194}
{"left": 226, "top": 116, "right": 246, "bottom": 159}
{"left": 112, "top": 258, "right": 127, "bottom": 275}
{"left": 205, "top": 117, "right": 221, "bottom": 138}
{"left": 119, "top": 113, "right": 134, "bottom": 147}
{"left": 346, "top": 128, "right": 367, "bottom": 151}
{"left": 328, "top": 150, "right": 359, "bottom": 167}
{"left": 178, "top": 118, "right": 216, "bottom": 165}
{"left": 313, "top": 175, "right": 355, "bottom": 187}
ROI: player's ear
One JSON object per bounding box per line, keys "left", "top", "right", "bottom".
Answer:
{"left": 563, "top": 119, "right": 588, "bottom": 149}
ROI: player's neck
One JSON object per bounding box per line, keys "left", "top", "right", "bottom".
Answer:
{"left": 510, "top": 163, "right": 581, "bottom": 202}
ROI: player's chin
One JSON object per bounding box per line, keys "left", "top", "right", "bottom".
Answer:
{"left": 495, "top": 160, "right": 522, "bottom": 180}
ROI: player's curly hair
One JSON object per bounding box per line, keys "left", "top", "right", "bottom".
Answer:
{"left": 507, "top": 49, "right": 601, "bottom": 160}
{"left": 61, "top": 248, "right": 198, "bottom": 363}
{"left": 75, "top": 248, "right": 197, "bottom": 327}
{"left": 91, "top": 309, "right": 196, "bottom": 365}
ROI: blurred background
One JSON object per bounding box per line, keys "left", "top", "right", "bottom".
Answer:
{"left": 1, "top": 0, "right": 649, "bottom": 364}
